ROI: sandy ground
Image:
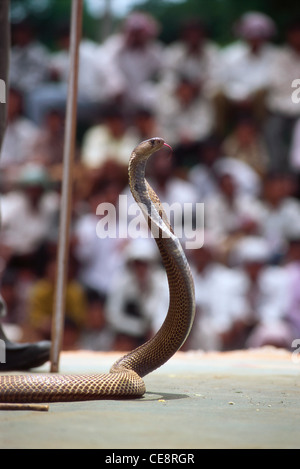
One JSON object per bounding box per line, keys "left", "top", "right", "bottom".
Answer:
{"left": 0, "top": 347, "right": 299, "bottom": 449}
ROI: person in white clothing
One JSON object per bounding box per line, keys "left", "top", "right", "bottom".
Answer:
{"left": 187, "top": 239, "right": 249, "bottom": 351}
{"left": 74, "top": 181, "right": 124, "bottom": 298}
{"left": 264, "top": 19, "right": 300, "bottom": 170}
{"left": 9, "top": 20, "right": 50, "bottom": 95}
{"left": 0, "top": 88, "right": 40, "bottom": 175}
{"left": 161, "top": 18, "right": 221, "bottom": 98}
{"left": 220, "top": 12, "right": 276, "bottom": 102}
{"left": 231, "top": 236, "right": 291, "bottom": 349}
{"left": 101, "top": 12, "right": 164, "bottom": 111}
{"left": 204, "top": 171, "right": 264, "bottom": 260}
{"left": 105, "top": 238, "right": 169, "bottom": 351}
{"left": 155, "top": 74, "right": 215, "bottom": 155}
{"left": 0, "top": 165, "right": 59, "bottom": 261}
{"left": 80, "top": 105, "right": 138, "bottom": 169}
{"left": 217, "top": 12, "right": 277, "bottom": 133}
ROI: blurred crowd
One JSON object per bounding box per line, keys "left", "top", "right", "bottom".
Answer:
{"left": 1, "top": 10, "right": 300, "bottom": 353}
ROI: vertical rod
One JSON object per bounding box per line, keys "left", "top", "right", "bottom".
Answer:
{"left": 0, "top": 1, "right": 10, "bottom": 323}
{"left": 0, "top": 0, "right": 10, "bottom": 152}
{"left": 50, "top": 0, "right": 83, "bottom": 373}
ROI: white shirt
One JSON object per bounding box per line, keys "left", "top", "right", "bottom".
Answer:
{"left": 155, "top": 87, "right": 215, "bottom": 146}
{"left": 101, "top": 34, "right": 164, "bottom": 107}
{"left": 266, "top": 46, "right": 300, "bottom": 116}
{"left": 105, "top": 266, "right": 169, "bottom": 338}
{"left": 0, "top": 190, "right": 59, "bottom": 254}
{"left": 220, "top": 41, "right": 276, "bottom": 101}
{"left": 9, "top": 41, "right": 50, "bottom": 93}
{"left": 50, "top": 39, "right": 123, "bottom": 102}
{"left": 189, "top": 164, "right": 219, "bottom": 202}
{"left": 1, "top": 118, "right": 40, "bottom": 168}
{"left": 189, "top": 263, "right": 248, "bottom": 350}
{"left": 81, "top": 124, "right": 138, "bottom": 169}
{"left": 259, "top": 197, "right": 300, "bottom": 252}
{"left": 74, "top": 213, "right": 123, "bottom": 295}
{"left": 205, "top": 193, "right": 264, "bottom": 242}
{"left": 162, "top": 40, "right": 221, "bottom": 97}
{"left": 239, "top": 266, "right": 290, "bottom": 324}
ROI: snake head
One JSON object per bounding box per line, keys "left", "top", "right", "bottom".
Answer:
{"left": 133, "top": 138, "right": 172, "bottom": 161}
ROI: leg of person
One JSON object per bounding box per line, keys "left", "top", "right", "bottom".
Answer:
{"left": 0, "top": 1, "right": 50, "bottom": 370}
{"left": 0, "top": 307, "right": 50, "bottom": 371}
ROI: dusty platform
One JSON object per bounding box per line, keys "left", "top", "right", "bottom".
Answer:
{"left": 0, "top": 347, "right": 299, "bottom": 449}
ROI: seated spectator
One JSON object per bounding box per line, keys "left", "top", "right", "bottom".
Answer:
{"left": 27, "top": 23, "right": 123, "bottom": 125}
{"left": 187, "top": 238, "right": 249, "bottom": 351}
{"left": 218, "top": 12, "right": 277, "bottom": 132}
{"left": 78, "top": 290, "right": 115, "bottom": 351}
{"left": 222, "top": 116, "right": 270, "bottom": 177}
{"left": 0, "top": 164, "right": 60, "bottom": 274}
{"left": 231, "top": 236, "right": 291, "bottom": 349}
{"left": 214, "top": 156, "right": 262, "bottom": 198}
{"left": 0, "top": 87, "right": 40, "bottom": 177}
{"left": 189, "top": 136, "right": 262, "bottom": 200}
{"left": 264, "top": 18, "right": 300, "bottom": 170}
{"left": 74, "top": 179, "right": 125, "bottom": 299}
{"left": 9, "top": 20, "right": 50, "bottom": 96}
{"left": 161, "top": 18, "right": 221, "bottom": 98}
{"left": 31, "top": 108, "right": 65, "bottom": 167}
{"left": 132, "top": 107, "right": 162, "bottom": 141}
{"left": 0, "top": 268, "right": 25, "bottom": 326}
{"left": 105, "top": 238, "right": 169, "bottom": 351}
{"left": 284, "top": 234, "right": 300, "bottom": 345}
{"left": 258, "top": 172, "right": 300, "bottom": 258}
{"left": 27, "top": 247, "right": 86, "bottom": 350}
{"left": 101, "top": 11, "right": 164, "bottom": 111}
{"left": 188, "top": 136, "right": 224, "bottom": 202}
{"left": 80, "top": 105, "right": 138, "bottom": 169}
{"left": 204, "top": 172, "right": 264, "bottom": 260}
{"left": 155, "top": 74, "right": 215, "bottom": 163}
{"left": 143, "top": 144, "right": 198, "bottom": 235}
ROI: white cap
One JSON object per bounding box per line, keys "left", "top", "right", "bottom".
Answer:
{"left": 234, "top": 12, "right": 276, "bottom": 39}
{"left": 234, "top": 236, "right": 271, "bottom": 264}
{"left": 124, "top": 238, "right": 158, "bottom": 263}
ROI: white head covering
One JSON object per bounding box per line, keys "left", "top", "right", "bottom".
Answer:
{"left": 124, "top": 238, "right": 159, "bottom": 263}
{"left": 234, "top": 236, "right": 271, "bottom": 264}
{"left": 234, "top": 12, "right": 277, "bottom": 39}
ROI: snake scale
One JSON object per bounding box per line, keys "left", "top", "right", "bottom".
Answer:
{"left": 0, "top": 138, "right": 195, "bottom": 404}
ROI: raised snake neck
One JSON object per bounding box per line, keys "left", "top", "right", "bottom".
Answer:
{"left": 0, "top": 138, "right": 195, "bottom": 403}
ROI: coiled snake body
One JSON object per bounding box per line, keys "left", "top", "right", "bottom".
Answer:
{"left": 0, "top": 138, "right": 195, "bottom": 403}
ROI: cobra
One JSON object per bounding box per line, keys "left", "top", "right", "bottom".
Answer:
{"left": 0, "top": 138, "right": 195, "bottom": 403}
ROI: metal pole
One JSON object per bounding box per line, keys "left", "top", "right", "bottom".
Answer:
{"left": 50, "top": 0, "right": 83, "bottom": 373}
{"left": 0, "top": 0, "right": 10, "bottom": 151}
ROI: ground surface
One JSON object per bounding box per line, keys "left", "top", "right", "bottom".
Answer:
{"left": 0, "top": 347, "right": 299, "bottom": 449}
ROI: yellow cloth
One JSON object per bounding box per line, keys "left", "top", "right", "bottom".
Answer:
{"left": 29, "top": 279, "right": 86, "bottom": 329}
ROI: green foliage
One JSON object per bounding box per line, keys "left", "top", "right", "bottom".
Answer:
{"left": 9, "top": 0, "right": 300, "bottom": 47}
{"left": 130, "top": 0, "right": 300, "bottom": 44}
{"left": 10, "top": 0, "right": 99, "bottom": 49}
